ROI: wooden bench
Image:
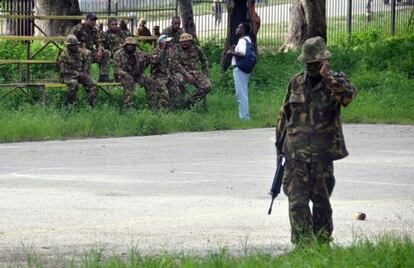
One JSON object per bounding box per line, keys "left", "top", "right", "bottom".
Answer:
{"left": 0, "top": 82, "right": 122, "bottom": 103}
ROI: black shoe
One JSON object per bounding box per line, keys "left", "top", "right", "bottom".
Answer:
{"left": 98, "top": 74, "right": 112, "bottom": 83}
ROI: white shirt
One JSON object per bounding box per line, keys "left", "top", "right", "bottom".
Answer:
{"left": 231, "top": 36, "right": 252, "bottom": 66}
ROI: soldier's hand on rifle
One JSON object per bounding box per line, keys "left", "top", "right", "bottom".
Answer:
{"left": 95, "top": 49, "right": 103, "bottom": 62}
{"left": 185, "top": 73, "right": 195, "bottom": 84}
{"left": 320, "top": 60, "right": 330, "bottom": 78}
{"left": 77, "top": 72, "right": 88, "bottom": 81}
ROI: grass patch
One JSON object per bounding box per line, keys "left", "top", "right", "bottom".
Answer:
{"left": 0, "top": 33, "right": 413, "bottom": 143}
{"left": 20, "top": 235, "right": 414, "bottom": 267}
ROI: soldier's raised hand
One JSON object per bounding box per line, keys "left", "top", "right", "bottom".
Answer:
{"left": 320, "top": 60, "right": 330, "bottom": 78}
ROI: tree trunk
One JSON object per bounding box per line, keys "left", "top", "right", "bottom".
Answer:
{"left": 178, "top": 0, "right": 197, "bottom": 39}
{"left": 279, "top": 0, "right": 326, "bottom": 52}
{"left": 34, "top": 0, "right": 81, "bottom": 36}
{"left": 221, "top": 0, "right": 260, "bottom": 71}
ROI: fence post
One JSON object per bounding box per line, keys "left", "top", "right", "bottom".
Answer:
{"left": 346, "top": 0, "right": 352, "bottom": 44}
{"left": 390, "top": 0, "right": 396, "bottom": 36}
{"left": 108, "top": 0, "right": 112, "bottom": 16}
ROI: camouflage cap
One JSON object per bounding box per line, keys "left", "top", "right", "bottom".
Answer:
{"left": 179, "top": 33, "right": 193, "bottom": 43}
{"left": 124, "top": 37, "right": 137, "bottom": 46}
{"left": 298, "top": 36, "right": 331, "bottom": 63}
{"left": 65, "top": 34, "right": 80, "bottom": 45}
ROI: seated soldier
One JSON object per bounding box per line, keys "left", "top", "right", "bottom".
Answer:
{"left": 151, "top": 35, "right": 181, "bottom": 109}
{"left": 113, "top": 37, "right": 169, "bottom": 109}
{"left": 152, "top": 25, "right": 161, "bottom": 37}
{"left": 161, "top": 16, "right": 184, "bottom": 45}
{"left": 136, "top": 18, "right": 153, "bottom": 45}
{"left": 170, "top": 33, "right": 211, "bottom": 108}
{"left": 103, "top": 17, "right": 127, "bottom": 57}
{"left": 70, "top": 13, "right": 111, "bottom": 82}
{"left": 57, "top": 35, "right": 98, "bottom": 106}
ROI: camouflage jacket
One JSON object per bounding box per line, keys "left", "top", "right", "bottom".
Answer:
{"left": 150, "top": 47, "right": 172, "bottom": 79}
{"left": 276, "top": 71, "right": 357, "bottom": 163}
{"left": 70, "top": 23, "right": 103, "bottom": 51}
{"left": 161, "top": 26, "right": 183, "bottom": 44}
{"left": 57, "top": 48, "right": 89, "bottom": 79}
{"left": 170, "top": 45, "right": 209, "bottom": 77}
{"left": 103, "top": 29, "right": 126, "bottom": 55}
{"left": 113, "top": 48, "right": 149, "bottom": 78}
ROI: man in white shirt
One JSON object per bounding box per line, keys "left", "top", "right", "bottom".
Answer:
{"left": 227, "top": 23, "right": 253, "bottom": 120}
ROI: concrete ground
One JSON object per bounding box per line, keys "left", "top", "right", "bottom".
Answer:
{"left": 0, "top": 124, "right": 413, "bottom": 264}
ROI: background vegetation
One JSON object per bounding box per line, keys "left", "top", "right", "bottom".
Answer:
{"left": 0, "top": 31, "right": 413, "bottom": 143}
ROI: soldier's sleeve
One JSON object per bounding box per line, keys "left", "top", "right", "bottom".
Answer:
{"left": 171, "top": 50, "right": 190, "bottom": 77}
{"left": 151, "top": 49, "right": 164, "bottom": 67}
{"left": 113, "top": 52, "right": 127, "bottom": 76}
{"left": 275, "top": 80, "right": 293, "bottom": 154}
{"left": 326, "top": 71, "right": 357, "bottom": 107}
{"left": 96, "top": 31, "right": 104, "bottom": 50}
{"left": 102, "top": 32, "right": 109, "bottom": 50}
{"left": 81, "top": 51, "right": 89, "bottom": 74}
{"left": 57, "top": 51, "right": 78, "bottom": 77}
{"left": 198, "top": 47, "right": 209, "bottom": 75}
{"left": 69, "top": 24, "right": 80, "bottom": 39}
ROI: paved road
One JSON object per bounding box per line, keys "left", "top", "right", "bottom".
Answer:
{"left": 0, "top": 124, "right": 414, "bottom": 264}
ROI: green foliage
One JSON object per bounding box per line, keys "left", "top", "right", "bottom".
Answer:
{"left": 24, "top": 235, "right": 414, "bottom": 267}
{"left": 0, "top": 33, "right": 413, "bottom": 142}
{"left": 0, "top": 40, "right": 61, "bottom": 82}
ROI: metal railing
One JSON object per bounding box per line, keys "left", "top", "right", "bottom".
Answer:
{"left": 0, "top": 0, "right": 413, "bottom": 49}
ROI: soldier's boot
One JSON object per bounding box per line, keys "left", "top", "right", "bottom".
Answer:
{"left": 98, "top": 74, "right": 113, "bottom": 83}
{"left": 64, "top": 83, "right": 79, "bottom": 106}
{"left": 123, "top": 87, "right": 134, "bottom": 107}
{"left": 189, "top": 82, "right": 211, "bottom": 107}
{"left": 87, "top": 85, "right": 98, "bottom": 107}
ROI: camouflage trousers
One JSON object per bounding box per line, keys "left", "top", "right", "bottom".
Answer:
{"left": 152, "top": 74, "right": 183, "bottom": 110}
{"left": 118, "top": 72, "right": 169, "bottom": 109}
{"left": 282, "top": 159, "right": 335, "bottom": 244}
{"left": 175, "top": 71, "right": 211, "bottom": 107}
{"left": 62, "top": 74, "right": 98, "bottom": 106}
{"left": 82, "top": 48, "right": 111, "bottom": 76}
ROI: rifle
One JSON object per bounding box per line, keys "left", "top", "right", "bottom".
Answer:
{"left": 267, "top": 154, "right": 285, "bottom": 215}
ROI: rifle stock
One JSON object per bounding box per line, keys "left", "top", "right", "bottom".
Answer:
{"left": 267, "top": 155, "right": 285, "bottom": 215}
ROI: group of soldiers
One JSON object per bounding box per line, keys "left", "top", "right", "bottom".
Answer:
{"left": 57, "top": 13, "right": 211, "bottom": 110}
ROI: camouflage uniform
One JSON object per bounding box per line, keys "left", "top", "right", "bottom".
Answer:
{"left": 151, "top": 47, "right": 181, "bottom": 109}
{"left": 170, "top": 42, "right": 211, "bottom": 107}
{"left": 113, "top": 44, "right": 169, "bottom": 109}
{"left": 161, "top": 26, "right": 184, "bottom": 44}
{"left": 70, "top": 23, "right": 111, "bottom": 78}
{"left": 103, "top": 29, "right": 128, "bottom": 56}
{"left": 276, "top": 37, "right": 357, "bottom": 244}
{"left": 57, "top": 41, "right": 98, "bottom": 106}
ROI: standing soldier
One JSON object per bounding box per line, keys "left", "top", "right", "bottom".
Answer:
{"left": 170, "top": 33, "right": 211, "bottom": 108}
{"left": 113, "top": 37, "right": 169, "bottom": 109}
{"left": 151, "top": 35, "right": 181, "bottom": 109}
{"left": 161, "top": 16, "right": 184, "bottom": 45}
{"left": 57, "top": 34, "right": 98, "bottom": 106}
{"left": 276, "top": 37, "right": 357, "bottom": 245}
{"left": 70, "top": 13, "right": 111, "bottom": 82}
{"left": 103, "top": 17, "right": 126, "bottom": 56}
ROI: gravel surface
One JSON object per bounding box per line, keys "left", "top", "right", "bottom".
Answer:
{"left": 0, "top": 124, "right": 413, "bottom": 265}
